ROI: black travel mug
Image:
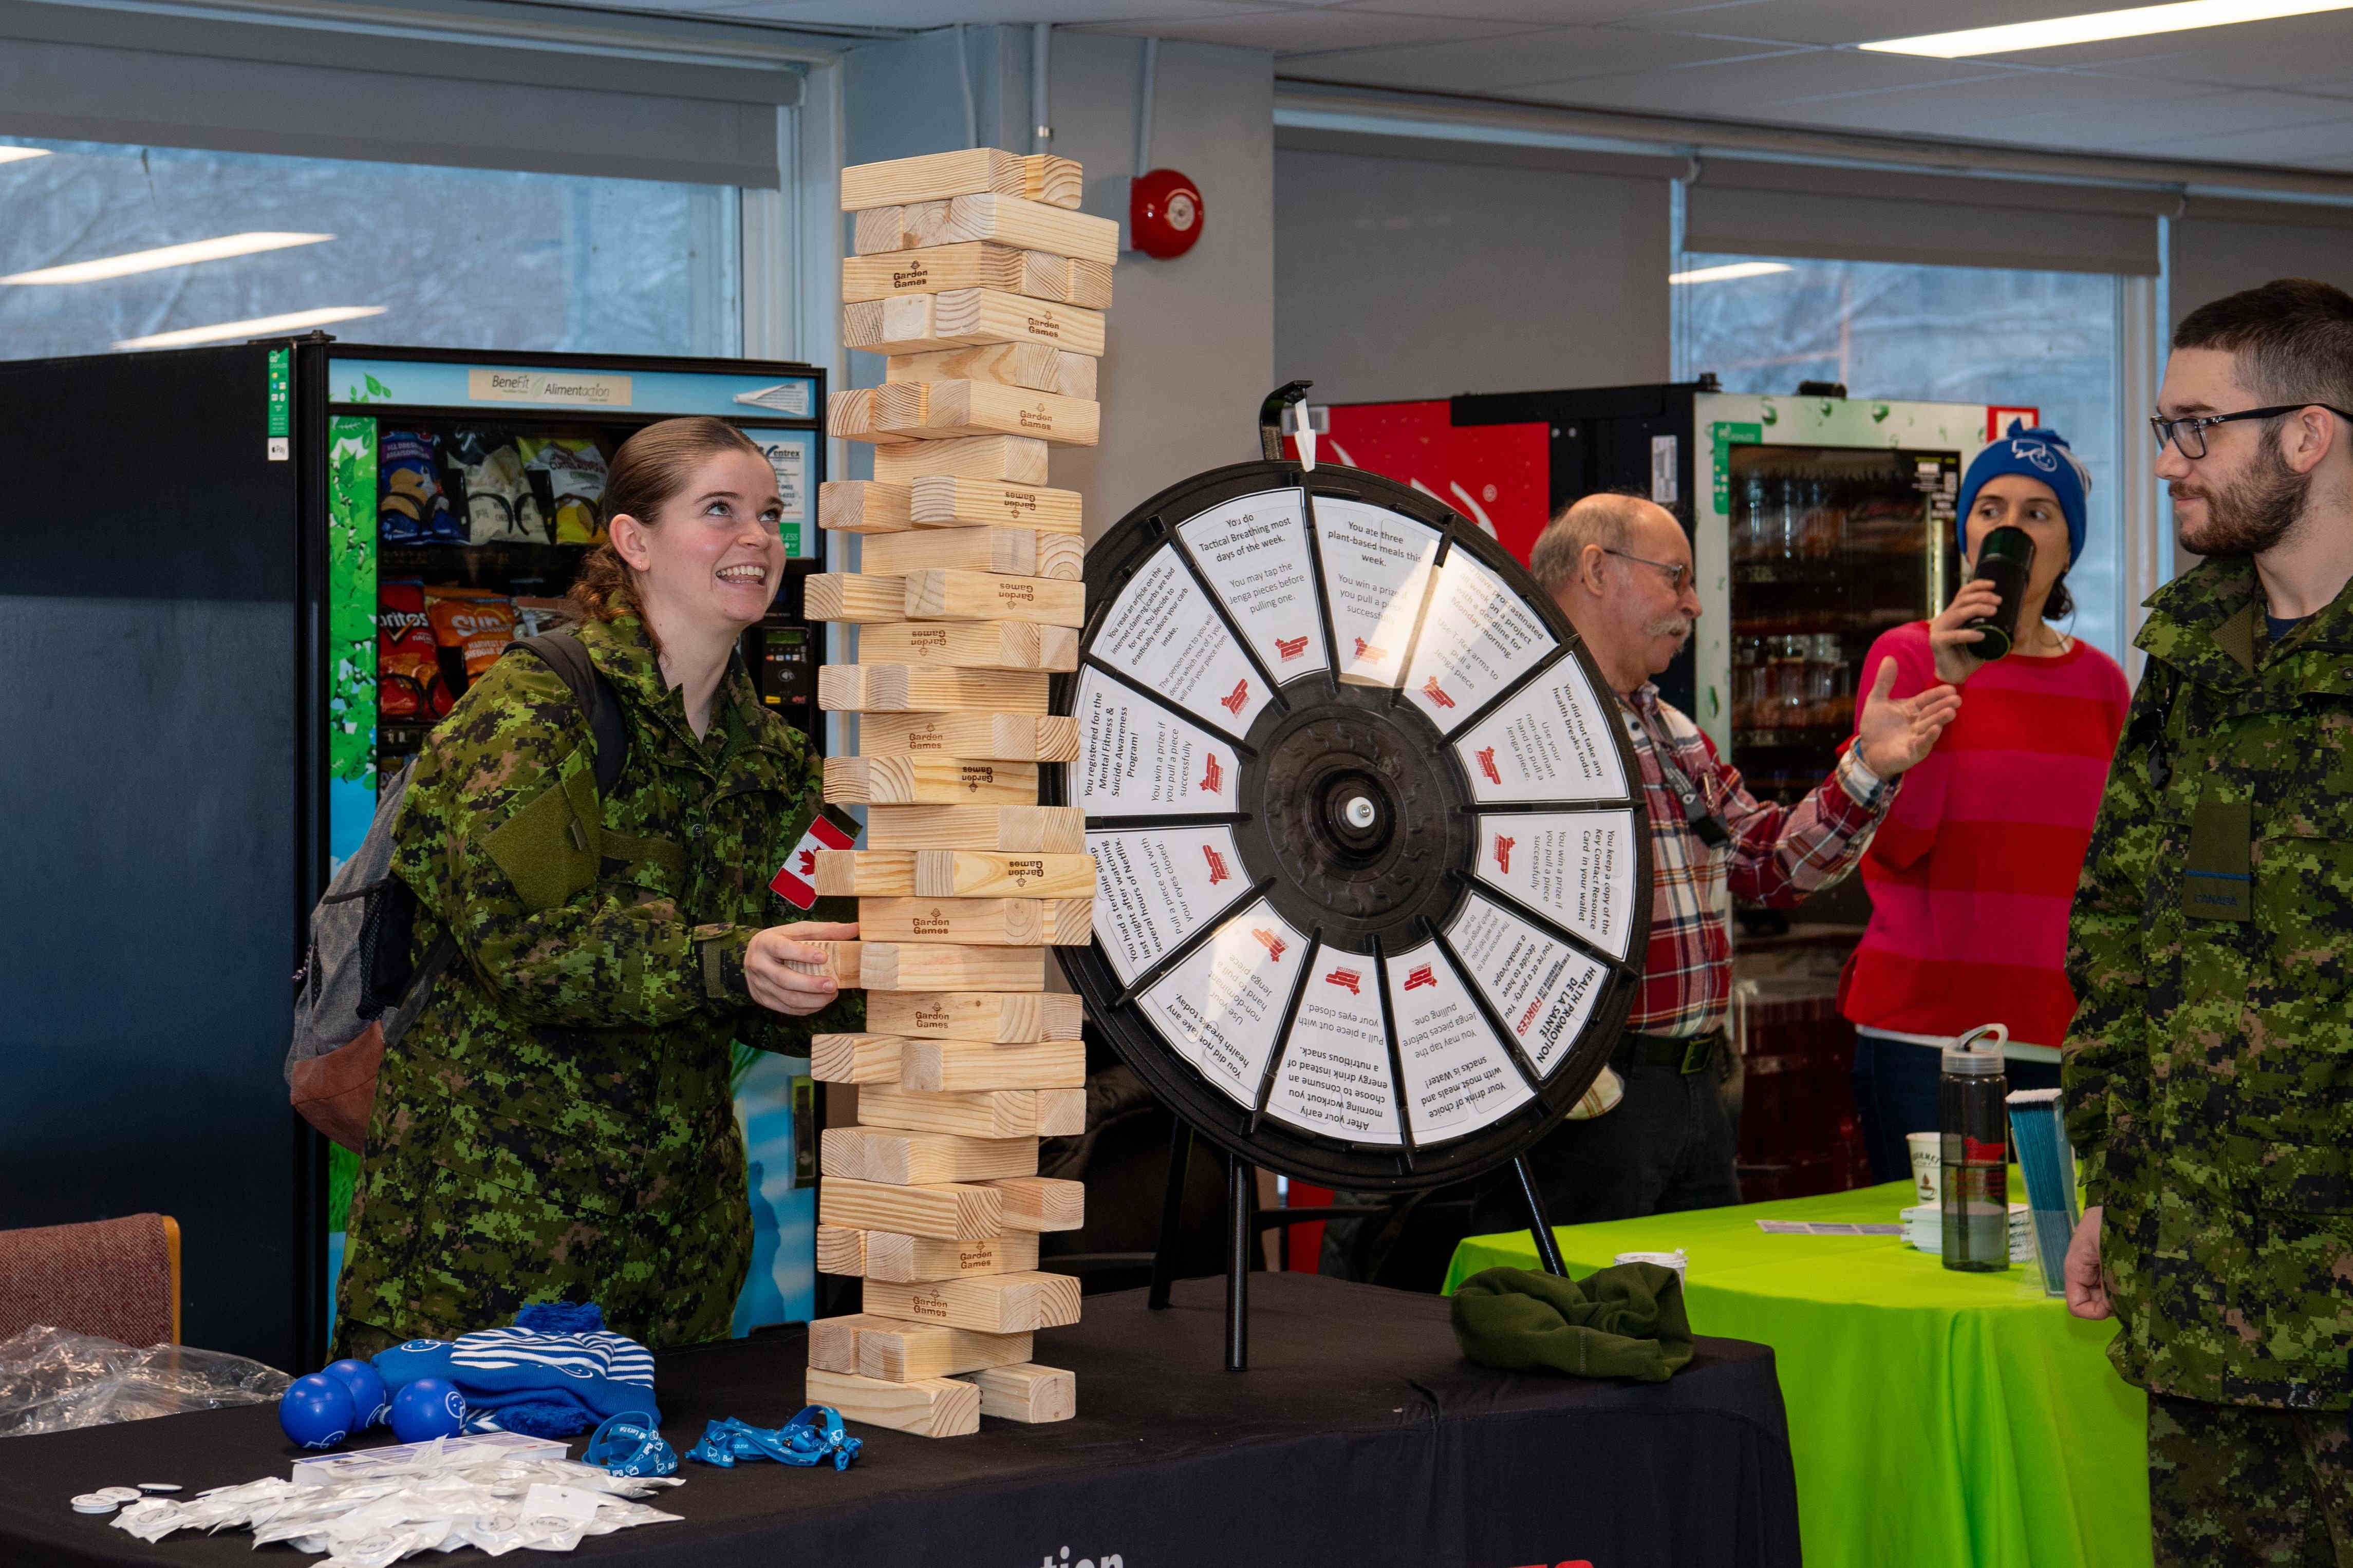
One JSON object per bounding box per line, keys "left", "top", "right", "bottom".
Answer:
{"left": 1963, "top": 525, "right": 2035, "bottom": 662}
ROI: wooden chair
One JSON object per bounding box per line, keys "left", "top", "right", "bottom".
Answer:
{"left": 0, "top": 1214, "right": 181, "bottom": 1346}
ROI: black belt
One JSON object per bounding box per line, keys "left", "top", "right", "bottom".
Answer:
{"left": 1613, "top": 1029, "right": 1722, "bottom": 1076}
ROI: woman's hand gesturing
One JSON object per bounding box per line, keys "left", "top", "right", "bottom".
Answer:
{"left": 744, "top": 921, "right": 858, "bottom": 1015}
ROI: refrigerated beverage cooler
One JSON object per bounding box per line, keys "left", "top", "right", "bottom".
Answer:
{"left": 0, "top": 338, "right": 827, "bottom": 1370}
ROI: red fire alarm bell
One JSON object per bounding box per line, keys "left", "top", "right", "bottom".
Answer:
{"left": 1130, "top": 168, "right": 1204, "bottom": 260}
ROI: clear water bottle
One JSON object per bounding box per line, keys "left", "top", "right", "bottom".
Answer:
{"left": 1940, "top": 1023, "right": 2010, "bottom": 1272}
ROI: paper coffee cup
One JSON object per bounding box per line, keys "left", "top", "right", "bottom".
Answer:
{"left": 1906, "top": 1131, "right": 1941, "bottom": 1204}
{"left": 1615, "top": 1249, "right": 1688, "bottom": 1282}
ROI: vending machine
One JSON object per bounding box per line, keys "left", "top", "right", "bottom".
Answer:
{"left": 1317, "top": 383, "right": 2028, "bottom": 797}
{"left": 0, "top": 337, "right": 827, "bottom": 1369}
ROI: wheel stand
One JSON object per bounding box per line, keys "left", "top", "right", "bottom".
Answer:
{"left": 1145, "top": 1124, "right": 1568, "bottom": 1371}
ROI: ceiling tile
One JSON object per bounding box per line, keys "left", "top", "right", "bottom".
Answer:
{"left": 1322, "top": 0, "right": 1650, "bottom": 21}
{"left": 2004, "top": 15, "right": 2353, "bottom": 100}
{"left": 727, "top": 0, "right": 1267, "bottom": 23}
{"left": 1504, "top": 46, "right": 2012, "bottom": 117}
{"left": 1074, "top": 7, "right": 1534, "bottom": 47}
{"left": 2106, "top": 115, "right": 2353, "bottom": 162}
{"left": 1275, "top": 25, "right": 1797, "bottom": 87}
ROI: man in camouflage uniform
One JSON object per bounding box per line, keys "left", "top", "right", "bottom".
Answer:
{"left": 2065, "top": 278, "right": 2353, "bottom": 1564}
{"left": 337, "top": 609, "right": 860, "bottom": 1357}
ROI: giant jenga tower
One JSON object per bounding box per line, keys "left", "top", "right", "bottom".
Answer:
{"left": 799, "top": 149, "right": 1107, "bottom": 1438}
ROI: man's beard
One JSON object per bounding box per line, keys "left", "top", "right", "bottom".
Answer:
{"left": 2175, "top": 433, "right": 2311, "bottom": 556}
{"left": 1647, "top": 614, "right": 1692, "bottom": 651}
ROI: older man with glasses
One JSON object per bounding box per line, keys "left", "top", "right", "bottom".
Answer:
{"left": 2065, "top": 276, "right": 2353, "bottom": 1565}
{"left": 1470, "top": 490, "right": 1961, "bottom": 1232}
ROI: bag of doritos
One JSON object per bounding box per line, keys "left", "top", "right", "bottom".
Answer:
{"left": 379, "top": 431, "right": 462, "bottom": 544}
{"left": 378, "top": 581, "right": 453, "bottom": 721}
{"left": 519, "top": 436, "right": 609, "bottom": 545}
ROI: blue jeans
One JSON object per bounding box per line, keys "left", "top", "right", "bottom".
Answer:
{"left": 1850, "top": 1029, "right": 2062, "bottom": 1186}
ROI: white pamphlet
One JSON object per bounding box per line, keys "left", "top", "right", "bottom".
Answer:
{"left": 1444, "top": 891, "right": 1608, "bottom": 1078}
{"left": 1451, "top": 659, "right": 1628, "bottom": 803}
{"left": 1140, "top": 901, "right": 1303, "bottom": 1109}
{"left": 1471, "top": 809, "right": 1639, "bottom": 961}
{"left": 1089, "top": 826, "right": 1250, "bottom": 984}
{"left": 1384, "top": 941, "right": 1534, "bottom": 1143}
{"left": 1264, "top": 956, "right": 1402, "bottom": 1145}
{"left": 1314, "top": 498, "right": 1442, "bottom": 688}
{"left": 1400, "top": 550, "right": 1557, "bottom": 730}
{"left": 1094, "top": 544, "right": 1270, "bottom": 739}
{"left": 1073, "top": 668, "right": 1240, "bottom": 818}
{"left": 1176, "top": 488, "right": 1330, "bottom": 681}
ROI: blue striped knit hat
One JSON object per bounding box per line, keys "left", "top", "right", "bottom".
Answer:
{"left": 372, "top": 1301, "right": 657, "bottom": 1439}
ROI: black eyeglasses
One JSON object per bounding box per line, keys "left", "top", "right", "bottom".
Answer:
{"left": 2149, "top": 403, "right": 2353, "bottom": 459}
{"left": 1602, "top": 547, "right": 1690, "bottom": 593}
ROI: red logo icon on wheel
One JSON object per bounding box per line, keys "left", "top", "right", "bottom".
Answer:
{"left": 1252, "top": 928, "right": 1287, "bottom": 962}
{"left": 1404, "top": 965, "right": 1436, "bottom": 991}
{"left": 1423, "top": 677, "right": 1455, "bottom": 709}
{"left": 1219, "top": 679, "right": 1248, "bottom": 716}
{"left": 1493, "top": 836, "right": 1515, "bottom": 875}
{"left": 1354, "top": 636, "right": 1388, "bottom": 664}
{"left": 1203, "top": 846, "right": 1230, "bottom": 884}
{"left": 1275, "top": 635, "right": 1309, "bottom": 662}
{"left": 1324, "top": 968, "right": 1360, "bottom": 995}
{"left": 1476, "top": 746, "right": 1502, "bottom": 785}
{"left": 1200, "top": 754, "right": 1223, "bottom": 794}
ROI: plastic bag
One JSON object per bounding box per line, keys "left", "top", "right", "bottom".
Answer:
{"left": 0, "top": 1324, "right": 290, "bottom": 1438}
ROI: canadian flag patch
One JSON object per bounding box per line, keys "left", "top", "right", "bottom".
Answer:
{"left": 771, "top": 814, "right": 858, "bottom": 909}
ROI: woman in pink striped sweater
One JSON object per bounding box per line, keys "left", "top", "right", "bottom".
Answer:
{"left": 1841, "top": 424, "right": 2130, "bottom": 1184}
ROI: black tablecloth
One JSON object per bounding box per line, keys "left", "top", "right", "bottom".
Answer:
{"left": 1, "top": 1273, "right": 1800, "bottom": 1567}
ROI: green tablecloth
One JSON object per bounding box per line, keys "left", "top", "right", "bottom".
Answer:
{"left": 1444, "top": 1178, "right": 2149, "bottom": 1568}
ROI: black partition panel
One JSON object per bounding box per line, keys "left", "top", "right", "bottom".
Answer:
{"left": 0, "top": 344, "right": 306, "bottom": 1370}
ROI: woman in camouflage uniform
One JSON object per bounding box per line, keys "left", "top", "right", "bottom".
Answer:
{"left": 337, "top": 417, "right": 859, "bottom": 1356}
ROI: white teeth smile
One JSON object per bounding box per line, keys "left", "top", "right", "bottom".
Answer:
{"left": 717, "top": 564, "right": 768, "bottom": 583}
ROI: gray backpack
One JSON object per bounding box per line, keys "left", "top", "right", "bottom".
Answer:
{"left": 286, "top": 633, "right": 624, "bottom": 1149}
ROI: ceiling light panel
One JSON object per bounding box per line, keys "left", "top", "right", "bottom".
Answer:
{"left": 3, "top": 233, "right": 334, "bottom": 286}
{"left": 1862, "top": 0, "right": 2353, "bottom": 59}
{"left": 115, "top": 305, "right": 385, "bottom": 351}
{"left": 1670, "top": 262, "right": 1795, "bottom": 284}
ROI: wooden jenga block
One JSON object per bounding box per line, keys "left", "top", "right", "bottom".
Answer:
{"left": 805, "top": 573, "right": 908, "bottom": 624}
{"left": 900, "top": 1037, "right": 1087, "bottom": 1091}
{"left": 815, "top": 1225, "right": 868, "bottom": 1278}
{"left": 855, "top": 897, "right": 1087, "bottom": 946}
{"left": 845, "top": 290, "right": 1105, "bottom": 359}
{"left": 804, "top": 1368, "right": 979, "bottom": 1439}
{"left": 820, "top": 480, "right": 914, "bottom": 534}
{"left": 843, "top": 243, "right": 1111, "bottom": 310}
{"left": 903, "top": 568, "right": 1085, "bottom": 626}
{"left": 858, "top": 713, "right": 1079, "bottom": 762}
{"left": 867, "top": 990, "right": 1084, "bottom": 1042}
{"left": 889, "top": 345, "right": 1096, "bottom": 401}
{"left": 824, "top": 756, "right": 1043, "bottom": 805}
{"left": 857, "top": 621, "right": 1079, "bottom": 672}
{"left": 823, "top": 1126, "right": 1038, "bottom": 1184}
{"left": 826, "top": 387, "right": 916, "bottom": 445}
{"left": 861, "top": 1229, "right": 1040, "bottom": 1283}
{"left": 856, "top": 1320, "right": 1034, "bottom": 1381}
{"left": 866, "top": 804, "right": 1084, "bottom": 853}
{"left": 811, "top": 1032, "right": 906, "bottom": 1084}
{"left": 817, "top": 664, "right": 1051, "bottom": 714}
{"left": 873, "top": 434, "right": 1050, "bottom": 486}
{"left": 807, "top": 1312, "right": 899, "bottom": 1374}
{"left": 862, "top": 525, "right": 1086, "bottom": 581}
{"left": 870, "top": 382, "right": 1100, "bottom": 448}
{"left": 820, "top": 1175, "right": 1003, "bottom": 1240}
{"left": 814, "top": 852, "right": 914, "bottom": 897}
{"left": 851, "top": 190, "right": 1115, "bottom": 261}
{"left": 909, "top": 476, "right": 1083, "bottom": 533}
{"left": 913, "top": 850, "right": 1096, "bottom": 898}
{"left": 862, "top": 1271, "right": 1082, "bottom": 1334}
{"left": 863, "top": 942, "right": 1047, "bottom": 993}
{"left": 984, "top": 1176, "right": 1086, "bottom": 1233}
{"left": 857, "top": 1086, "right": 1086, "bottom": 1140}
{"left": 955, "top": 1362, "right": 1075, "bottom": 1424}
{"left": 782, "top": 941, "right": 860, "bottom": 984}
{"left": 841, "top": 149, "right": 1082, "bottom": 212}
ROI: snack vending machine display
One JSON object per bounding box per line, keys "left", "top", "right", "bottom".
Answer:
{"left": 0, "top": 337, "right": 828, "bottom": 1370}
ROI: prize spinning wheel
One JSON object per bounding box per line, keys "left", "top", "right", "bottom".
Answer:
{"left": 1048, "top": 457, "right": 1653, "bottom": 1193}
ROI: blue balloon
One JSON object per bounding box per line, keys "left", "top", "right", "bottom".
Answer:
{"left": 278, "top": 1373, "right": 354, "bottom": 1451}
{"left": 322, "top": 1359, "right": 389, "bottom": 1429}
{"left": 387, "top": 1377, "right": 466, "bottom": 1443}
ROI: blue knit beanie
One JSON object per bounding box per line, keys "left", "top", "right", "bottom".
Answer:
{"left": 1957, "top": 421, "right": 2090, "bottom": 567}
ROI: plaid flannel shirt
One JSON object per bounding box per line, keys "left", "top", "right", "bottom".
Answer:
{"left": 1618, "top": 682, "right": 1896, "bottom": 1037}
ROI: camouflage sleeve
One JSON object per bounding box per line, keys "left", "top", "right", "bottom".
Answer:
{"left": 2061, "top": 671, "right": 2162, "bottom": 1206}
{"left": 393, "top": 658, "right": 745, "bottom": 1030}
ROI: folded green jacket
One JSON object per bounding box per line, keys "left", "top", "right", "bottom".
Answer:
{"left": 1450, "top": 1263, "right": 1694, "bottom": 1383}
